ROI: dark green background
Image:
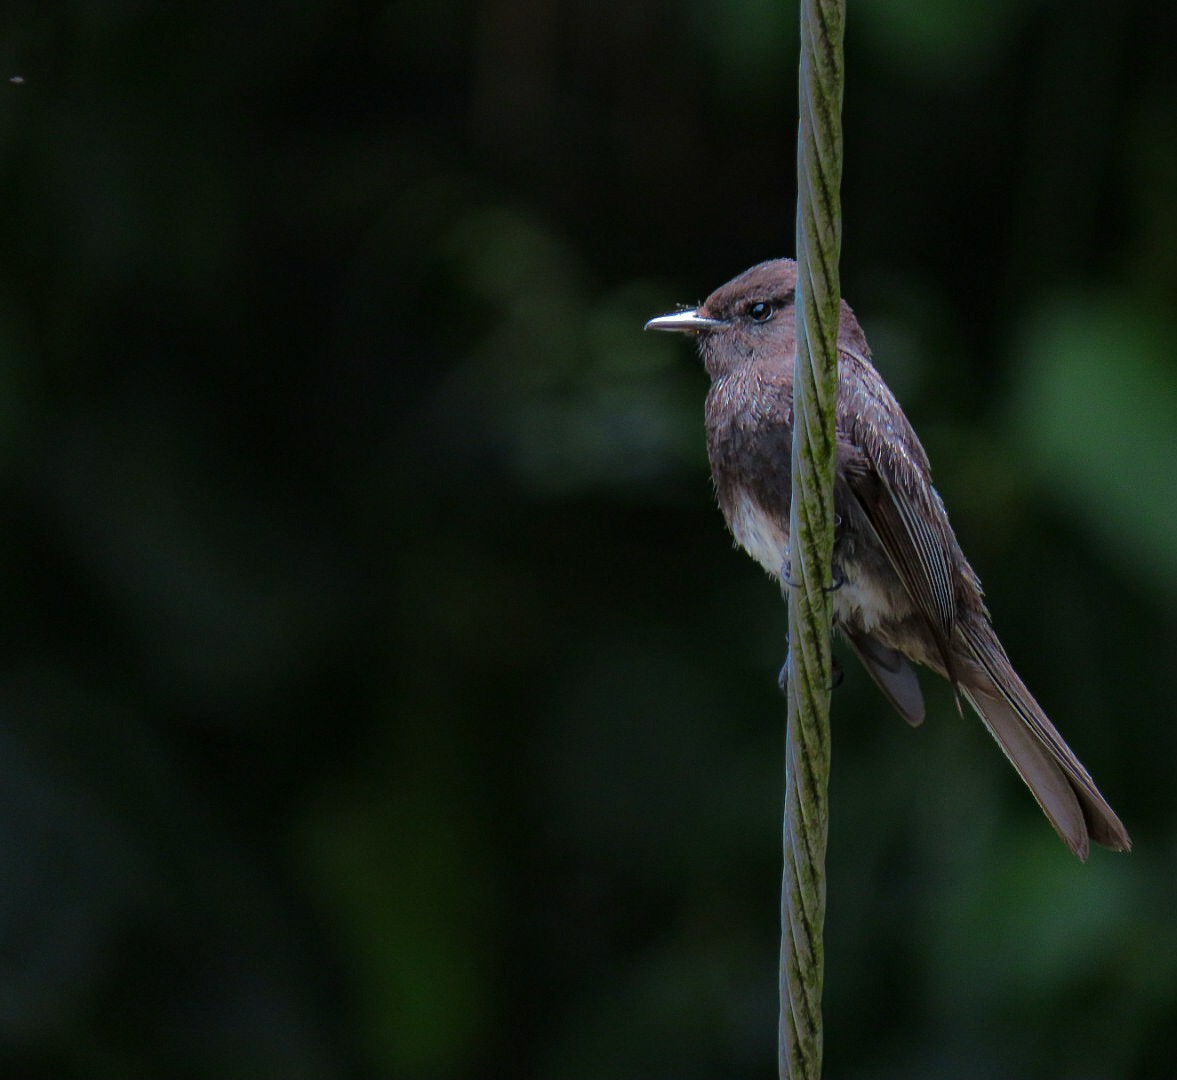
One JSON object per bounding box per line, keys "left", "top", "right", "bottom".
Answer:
{"left": 2, "top": 2, "right": 1174, "bottom": 1077}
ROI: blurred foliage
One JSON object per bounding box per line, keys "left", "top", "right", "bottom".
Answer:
{"left": 0, "top": 1, "right": 1175, "bottom": 1078}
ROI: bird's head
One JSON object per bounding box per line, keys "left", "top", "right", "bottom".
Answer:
{"left": 644, "top": 259, "right": 799, "bottom": 379}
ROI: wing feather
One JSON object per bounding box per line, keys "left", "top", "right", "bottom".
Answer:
{"left": 836, "top": 347, "right": 968, "bottom": 686}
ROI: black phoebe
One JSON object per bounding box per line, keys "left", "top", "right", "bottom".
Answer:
{"left": 646, "top": 258, "right": 1129, "bottom": 860}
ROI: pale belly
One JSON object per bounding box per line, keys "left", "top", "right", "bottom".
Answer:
{"left": 726, "top": 487, "right": 906, "bottom": 637}
{"left": 728, "top": 487, "right": 789, "bottom": 579}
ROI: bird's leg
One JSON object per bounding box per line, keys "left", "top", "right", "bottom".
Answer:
{"left": 779, "top": 539, "right": 844, "bottom": 693}
{"left": 780, "top": 558, "right": 845, "bottom": 593}
{"left": 778, "top": 646, "right": 790, "bottom": 697}
{"left": 779, "top": 556, "right": 797, "bottom": 592}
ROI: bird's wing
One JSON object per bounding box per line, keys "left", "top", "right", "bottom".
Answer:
{"left": 836, "top": 349, "right": 967, "bottom": 686}
{"left": 841, "top": 628, "right": 926, "bottom": 726}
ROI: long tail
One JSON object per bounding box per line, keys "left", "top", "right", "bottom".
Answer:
{"left": 956, "top": 618, "right": 1130, "bottom": 860}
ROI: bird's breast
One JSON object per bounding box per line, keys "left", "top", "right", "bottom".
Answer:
{"left": 723, "top": 486, "right": 915, "bottom": 645}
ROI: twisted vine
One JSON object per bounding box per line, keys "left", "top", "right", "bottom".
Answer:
{"left": 780, "top": 0, "right": 845, "bottom": 1076}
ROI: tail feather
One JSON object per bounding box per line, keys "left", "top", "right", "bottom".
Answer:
{"left": 957, "top": 620, "right": 1131, "bottom": 860}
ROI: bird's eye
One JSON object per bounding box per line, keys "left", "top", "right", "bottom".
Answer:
{"left": 748, "top": 300, "right": 775, "bottom": 322}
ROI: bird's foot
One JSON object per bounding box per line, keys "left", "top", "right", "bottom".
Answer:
{"left": 780, "top": 559, "right": 796, "bottom": 591}
{"left": 779, "top": 560, "right": 845, "bottom": 593}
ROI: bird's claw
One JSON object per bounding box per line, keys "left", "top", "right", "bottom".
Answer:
{"left": 780, "top": 560, "right": 845, "bottom": 593}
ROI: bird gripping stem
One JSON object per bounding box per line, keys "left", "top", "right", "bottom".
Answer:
{"left": 780, "top": 0, "right": 845, "bottom": 1077}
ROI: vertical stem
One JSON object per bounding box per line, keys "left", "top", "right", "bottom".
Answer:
{"left": 780, "top": 0, "right": 845, "bottom": 1077}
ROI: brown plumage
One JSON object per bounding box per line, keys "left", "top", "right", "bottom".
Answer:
{"left": 646, "top": 258, "right": 1130, "bottom": 860}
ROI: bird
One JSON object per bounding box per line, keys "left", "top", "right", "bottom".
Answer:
{"left": 645, "top": 258, "right": 1130, "bottom": 860}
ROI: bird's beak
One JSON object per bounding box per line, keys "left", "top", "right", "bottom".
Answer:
{"left": 644, "top": 309, "right": 724, "bottom": 334}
